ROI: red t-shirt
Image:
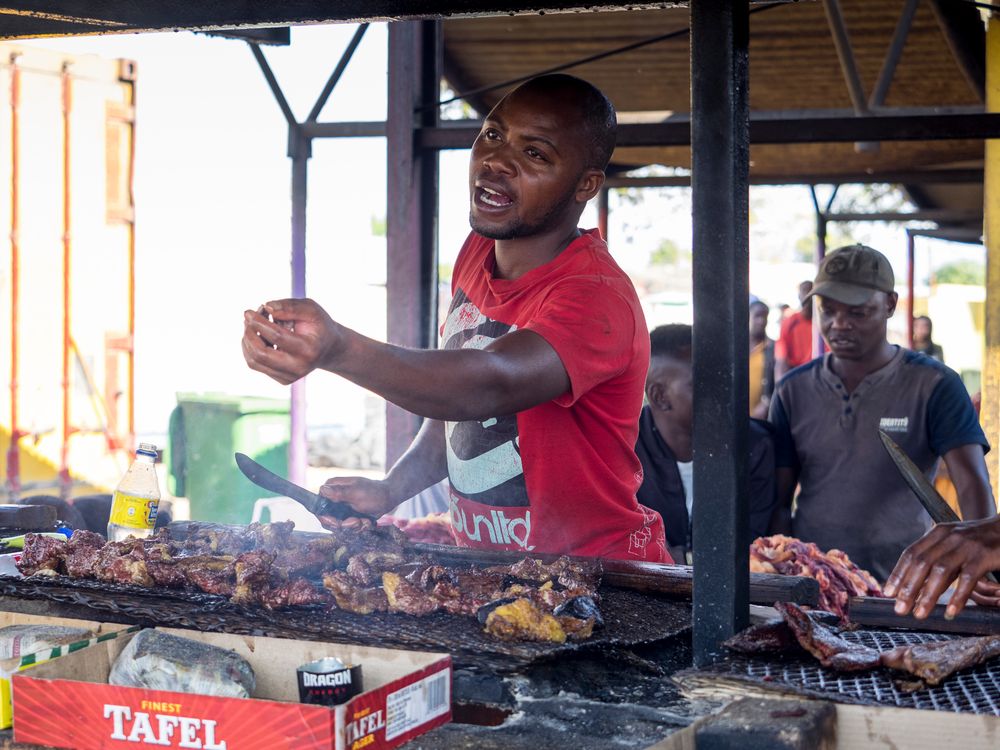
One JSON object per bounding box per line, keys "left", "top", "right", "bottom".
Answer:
{"left": 775, "top": 311, "right": 814, "bottom": 369}
{"left": 440, "top": 229, "right": 669, "bottom": 563}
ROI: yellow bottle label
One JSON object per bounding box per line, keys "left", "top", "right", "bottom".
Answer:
{"left": 109, "top": 493, "right": 159, "bottom": 529}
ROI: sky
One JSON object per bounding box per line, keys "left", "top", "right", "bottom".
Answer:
{"left": 16, "top": 24, "right": 988, "bottom": 444}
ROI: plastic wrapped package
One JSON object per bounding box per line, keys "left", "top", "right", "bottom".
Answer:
{"left": 109, "top": 630, "right": 255, "bottom": 699}
{"left": 0, "top": 625, "right": 94, "bottom": 659}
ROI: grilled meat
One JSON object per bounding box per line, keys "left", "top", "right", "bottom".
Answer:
{"left": 723, "top": 619, "right": 800, "bottom": 655}
{"left": 16, "top": 534, "right": 66, "bottom": 576}
{"left": 231, "top": 550, "right": 275, "bottom": 607}
{"left": 260, "top": 578, "right": 331, "bottom": 609}
{"left": 16, "top": 523, "right": 604, "bottom": 643}
{"left": 382, "top": 571, "right": 441, "bottom": 616}
{"left": 774, "top": 601, "right": 881, "bottom": 671}
{"left": 322, "top": 571, "right": 389, "bottom": 614}
{"left": 483, "top": 598, "right": 567, "bottom": 643}
{"left": 880, "top": 635, "right": 1000, "bottom": 686}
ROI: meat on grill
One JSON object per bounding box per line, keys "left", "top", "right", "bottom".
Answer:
{"left": 322, "top": 571, "right": 388, "bottom": 614}
{"left": 774, "top": 601, "right": 881, "bottom": 671}
{"left": 879, "top": 635, "right": 1000, "bottom": 686}
{"left": 751, "top": 535, "right": 883, "bottom": 620}
{"left": 15, "top": 522, "right": 603, "bottom": 642}
{"left": 17, "top": 534, "right": 67, "bottom": 576}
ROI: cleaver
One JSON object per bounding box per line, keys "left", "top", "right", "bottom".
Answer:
{"left": 878, "top": 429, "right": 998, "bottom": 584}
{"left": 234, "top": 452, "right": 375, "bottom": 522}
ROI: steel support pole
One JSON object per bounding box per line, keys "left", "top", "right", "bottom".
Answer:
{"left": 907, "top": 231, "right": 916, "bottom": 349}
{"left": 289, "top": 133, "right": 309, "bottom": 486}
{"left": 690, "top": 0, "right": 750, "bottom": 667}
{"left": 386, "top": 21, "right": 441, "bottom": 467}
{"left": 982, "top": 17, "right": 1000, "bottom": 498}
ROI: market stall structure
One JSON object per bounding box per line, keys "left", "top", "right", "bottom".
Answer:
{"left": 0, "top": 0, "right": 997, "bottom": 748}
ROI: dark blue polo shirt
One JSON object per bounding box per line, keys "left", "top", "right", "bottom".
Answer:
{"left": 769, "top": 347, "right": 988, "bottom": 582}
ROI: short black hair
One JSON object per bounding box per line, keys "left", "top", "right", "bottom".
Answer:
{"left": 650, "top": 324, "right": 692, "bottom": 361}
{"left": 515, "top": 74, "right": 617, "bottom": 171}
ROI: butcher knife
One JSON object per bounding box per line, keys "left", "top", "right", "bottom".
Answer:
{"left": 878, "top": 429, "right": 999, "bottom": 584}
{"left": 234, "top": 452, "right": 375, "bottom": 522}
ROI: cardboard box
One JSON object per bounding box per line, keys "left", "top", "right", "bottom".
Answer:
{"left": 0, "top": 611, "right": 136, "bottom": 729}
{"left": 647, "top": 699, "right": 1000, "bottom": 750}
{"left": 12, "top": 627, "right": 452, "bottom": 750}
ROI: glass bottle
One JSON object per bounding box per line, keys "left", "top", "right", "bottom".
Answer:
{"left": 107, "top": 443, "right": 161, "bottom": 542}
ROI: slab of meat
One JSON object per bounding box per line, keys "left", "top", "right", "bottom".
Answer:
{"left": 774, "top": 601, "right": 881, "bottom": 671}
{"left": 723, "top": 618, "right": 802, "bottom": 655}
{"left": 64, "top": 531, "right": 106, "bottom": 579}
{"left": 880, "top": 635, "right": 1000, "bottom": 686}
{"left": 16, "top": 534, "right": 66, "bottom": 576}
{"left": 751, "top": 535, "right": 883, "bottom": 620}
{"left": 322, "top": 571, "right": 389, "bottom": 614}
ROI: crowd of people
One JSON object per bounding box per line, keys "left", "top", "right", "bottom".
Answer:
{"left": 243, "top": 72, "right": 998, "bottom": 625}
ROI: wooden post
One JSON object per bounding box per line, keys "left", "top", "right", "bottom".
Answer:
{"left": 983, "top": 18, "right": 1000, "bottom": 500}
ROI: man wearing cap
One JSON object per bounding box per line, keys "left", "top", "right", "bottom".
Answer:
{"left": 768, "top": 244, "right": 994, "bottom": 582}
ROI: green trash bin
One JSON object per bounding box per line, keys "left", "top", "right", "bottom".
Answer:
{"left": 166, "top": 393, "right": 290, "bottom": 523}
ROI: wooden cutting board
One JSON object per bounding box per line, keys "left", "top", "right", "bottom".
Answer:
{"left": 848, "top": 596, "right": 1000, "bottom": 635}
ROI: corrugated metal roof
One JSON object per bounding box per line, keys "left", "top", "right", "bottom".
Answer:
{"left": 442, "top": 0, "right": 985, "bottom": 224}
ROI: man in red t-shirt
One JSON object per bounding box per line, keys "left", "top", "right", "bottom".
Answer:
{"left": 242, "top": 74, "right": 669, "bottom": 563}
{"left": 774, "top": 280, "right": 815, "bottom": 379}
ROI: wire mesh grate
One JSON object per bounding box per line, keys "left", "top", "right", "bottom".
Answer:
{"left": 717, "top": 630, "right": 1000, "bottom": 715}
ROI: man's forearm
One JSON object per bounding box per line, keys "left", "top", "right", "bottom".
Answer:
{"left": 944, "top": 444, "right": 997, "bottom": 521}
{"left": 328, "top": 327, "right": 568, "bottom": 421}
{"left": 383, "top": 419, "right": 449, "bottom": 505}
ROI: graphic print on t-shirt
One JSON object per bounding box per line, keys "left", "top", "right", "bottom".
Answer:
{"left": 440, "top": 288, "right": 530, "bottom": 512}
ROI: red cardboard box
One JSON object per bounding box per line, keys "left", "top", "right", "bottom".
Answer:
{"left": 12, "top": 627, "right": 451, "bottom": 750}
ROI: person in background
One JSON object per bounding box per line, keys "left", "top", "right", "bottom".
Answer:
{"left": 774, "top": 280, "right": 814, "bottom": 379}
{"left": 243, "top": 74, "right": 668, "bottom": 563}
{"left": 769, "top": 244, "right": 994, "bottom": 581}
{"left": 749, "top": 300, "right": 775, "bottom": 419}
{"left": 912, "top": 315, "right": 944, "bottom": 362}
{"left": 636, "top": 324, "right": 778, "bottom": 564}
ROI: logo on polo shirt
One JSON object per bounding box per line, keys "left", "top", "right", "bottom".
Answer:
{"left": 879, "top": 416, "right": 909, "bottom": 433}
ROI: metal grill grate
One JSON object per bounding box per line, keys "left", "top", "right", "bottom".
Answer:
{"left": 702, "top": 630, "right": 1000, "bottom": 715}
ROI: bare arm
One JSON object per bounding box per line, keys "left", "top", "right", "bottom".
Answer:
{"left": 318, "top": 418, "right": 448, "bottom": 521}
{"left": 942, "top": 443, "right": 996, "bottom": 521}
{"left": 243, "top": 299, "right": 570, "bottom": 422}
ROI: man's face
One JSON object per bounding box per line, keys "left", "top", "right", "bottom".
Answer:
{"left": 913, "top": 317, "right": 931, "bottom": 342}
{"left": 468, "top": 87, "right": 598, "bottom": 240}
{"left": 818, "top": 291, "right": 897, "bottom": 361}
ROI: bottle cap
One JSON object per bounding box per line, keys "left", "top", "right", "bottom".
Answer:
{"left": 136, "top": 443, "right": 158, "bottom": 457}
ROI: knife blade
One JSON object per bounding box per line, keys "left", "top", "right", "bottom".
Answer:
{"left": 234, "top": 452, "right": 375, "bottom": 522}
{"left": 879, "top": 429, "right": 998, "bottom": 584}
{"left": 879, "top": 430, "right": 961, "bottom": 525}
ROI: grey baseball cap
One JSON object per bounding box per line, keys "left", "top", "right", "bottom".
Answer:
{"left": 806, "top": 244, "right": 895, "bottom": 306}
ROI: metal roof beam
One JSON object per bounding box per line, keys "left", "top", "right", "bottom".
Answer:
{"left": 416, "top": 111, "right": 1000, "bottom": 148}
{"left": 929, "top": 0, "right": 986, "bottom": 102}
{"left": 0, "top": 1, "right": 788, "bottom": 40}
{"left": 605, "top": 169, "right": 985, "bottom": 188}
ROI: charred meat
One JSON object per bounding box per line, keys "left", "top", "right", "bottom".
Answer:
{"left": 880, "top": 635, "right": 1000, "bottom": 686}
{"left": 774, "top": 601, "right": 881, "bottom": 671}
{"left": 16, "top": 523, "right": 604, "bottom": 642}
{"left": 16, "top": 534, "right": 66, "bottom": 576}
